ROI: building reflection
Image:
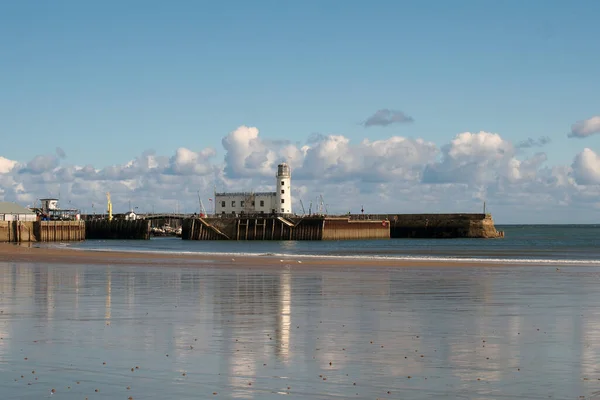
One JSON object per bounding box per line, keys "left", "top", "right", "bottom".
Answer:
{"left": 275, "top": 272, "right": 291, "bottom": 363}
{"left": 3, "top": 260, "right": 600, "bottom": 398}
{"left": 208, "top": 269, "right": 299, "bottom": 397}
{"left": 0, "top": 263, "right": 15, "bottom": 357}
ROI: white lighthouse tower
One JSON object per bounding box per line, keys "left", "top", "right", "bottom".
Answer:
{"left": 276, "top": 163, "right": 292, "bottom": 215}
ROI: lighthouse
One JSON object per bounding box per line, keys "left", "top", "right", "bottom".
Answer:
{"left": 213, "top": 163, "right": 293, "bottom": 215}
{"left": 276, "top": 163, "right": 292, "bottom": 214}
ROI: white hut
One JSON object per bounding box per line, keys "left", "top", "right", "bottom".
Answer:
{"left": 40, "top": 198, "right": 59, "bottom": 213}
{"left": 0, "top": 202, "right": 37, "bottom": 222}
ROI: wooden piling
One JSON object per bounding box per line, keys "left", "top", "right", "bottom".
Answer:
{"left": 85, "top": 220, "right": 150, "bottom": 240}
{"left": 0, "top": 221, "right": 86, "bottom": 243}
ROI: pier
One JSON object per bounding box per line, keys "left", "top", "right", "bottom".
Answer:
{"left": 361, "top": 213, "right": 504, "bottom": 239}
{"left": 0, "top": 221, "right": 85, "bottom": 243}
{"left": 85, "top": 220, "right": 151, "bottom": 240}
{"left": 74, "top": 212, "right": 504, "bottom": 242}
{"left": 184, "top": 215, "right": 388, "bottom": 241}
{"left": 182, "top": 213, "right": 503, "bottom": 241}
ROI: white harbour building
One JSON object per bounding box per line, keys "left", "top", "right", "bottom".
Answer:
{"left": 0, "top": 202, "right": 37, "bottom": 222}
{"left": 215, "top": 163, "right": 292, "bottom": 215}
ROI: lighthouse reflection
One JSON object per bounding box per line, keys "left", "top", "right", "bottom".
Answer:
{"left": 1, "top": 263, "right": 599, "bottom": 399}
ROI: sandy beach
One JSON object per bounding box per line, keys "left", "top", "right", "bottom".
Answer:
{"left": 0, "top": 242, "right": 498, "bottom": 269}
{"left": 2, "top": 246, "right": 598, "bottom": 400}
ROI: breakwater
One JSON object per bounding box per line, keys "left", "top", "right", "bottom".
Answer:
{"left": 182, "top": 216, "right": 390, "bottom": 241}
{"left": 322, "top": 218, "right": 390, "bottom": 240}
{"left": 182, "top": 213, "right": 503, "bottom": 241}
{"left": 85, "top": 220, "right": 151, "bottom": 240}
{"left": 370, "top": 213, "right": 503, "bottom": 239}
{"left": 0, "top": 221, "right": 85, "bottom": 242}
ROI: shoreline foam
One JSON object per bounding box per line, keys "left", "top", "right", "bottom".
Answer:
{"left": 0, "top": 242, "right": 592, "bottom": 269}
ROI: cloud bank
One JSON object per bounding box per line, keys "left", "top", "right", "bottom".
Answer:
{"left": 1, "top": 123, "right": 599, "bottom": 223}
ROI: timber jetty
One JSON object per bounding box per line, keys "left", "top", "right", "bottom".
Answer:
{"left": 182, "top": 213, "right": 504, "bottom": 241}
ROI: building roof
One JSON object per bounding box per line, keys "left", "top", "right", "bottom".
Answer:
{"left": 215, "top": 192, "right": 276, "bottom": 197}
{"left": 0, "top": 202, "right": 36, "bottom": 215}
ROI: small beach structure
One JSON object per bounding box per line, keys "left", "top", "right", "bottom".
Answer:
{"left": 0, "top": 202, "right": 37, "bottom": 221}
{"left": 124, "top": 210, "right": 138, "bottom": 220}
{"left": 34, "top": 198, "right": 81, "bottom": 221}
{"left": 0, "top": 201, "right": 85, "bottom": 242}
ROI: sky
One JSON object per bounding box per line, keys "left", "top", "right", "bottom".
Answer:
{"left": 1, "top": 0, "right": 600, "bottom": 224}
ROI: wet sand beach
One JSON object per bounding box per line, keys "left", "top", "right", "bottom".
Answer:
{"left": 0, "top": 242, "right": 529, "bottom": 269}
{"left": 2, "top": 242, "right": 600, "bottom": 399}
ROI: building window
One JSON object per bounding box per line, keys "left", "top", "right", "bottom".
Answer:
{"left": 221, "top": 201, "right": 225, "bottom": 207}
{"left": 281, "top": 181, "right": 284, "bottom": 186}
{"left": 281, "top": 189, "right": 285, "bottom": 194}
{"left": 260, "top": 200, "right": 264, "bottom": 207}
{"left": 241, "top": 201, "right": 245, "bottom": 207}
{"left": 281, "top": 199, "right": 285, "bottom": 204}
{"left": 281, "top": 208, "right": 284, "bottom": 212}
{"left": 232, "top": 201, "right": 236, "bottom": 207}
{"left": 251, "top": 201, "right": 255, "bottom": 206}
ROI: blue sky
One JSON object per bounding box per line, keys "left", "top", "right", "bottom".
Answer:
{"left": 1, "top": 1, "right": 600, "bottom": 222}
{"left": 2, "top": 0, "right": 599, "bottom": 165}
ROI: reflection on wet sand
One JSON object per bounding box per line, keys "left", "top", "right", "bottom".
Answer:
{"left": 1, "top": 262, "right": 600, "bottom": 399}
{"left": 275, "top": 272, "right": 291, "bottom": 363}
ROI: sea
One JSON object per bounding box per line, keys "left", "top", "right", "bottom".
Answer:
{"left": 68, "top": 224, "right": 600, "bottom": 265}
{"left": 2, "top": 224, "right": 600, "bottom": 399}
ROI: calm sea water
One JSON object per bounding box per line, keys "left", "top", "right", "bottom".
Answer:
{"left": 61, "top": 225, "right": 600, "bottom": 265}
{"left": 2, "top": 261, "right": 600, "bottom": 399}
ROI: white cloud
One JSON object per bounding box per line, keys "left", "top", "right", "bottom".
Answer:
{"left": 568, "top": 116, "right": 600, "bottom": 138}
{"left": 22, "top": 154, "right": 60, "bottom": 174}
{"left": 2, "top": 126, "right": 600, "bottom": 223}
{"left": 0, "top": 156, "right": 17, "bottom": 174}
{"left": 572, "top": 148, "right": 600, "bottom": 185}
{"left": 296, "top": 135, "right": 438, "bottom": 182}
{"left": 223, "top": 130, "right": 438, "bottom": 183}
{"left": 168, "top": 147, "right": 215, "bottom": 175}
{"left": 423, "top": 131, "right": 517, "bottom": 184}
{"left": 222, "top": 126, "right": 281, "bottom": 178}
